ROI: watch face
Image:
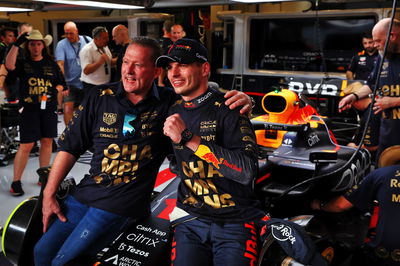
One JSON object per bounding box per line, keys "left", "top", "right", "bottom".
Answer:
{"left": 181, "top": 129, "right": 193, "bottom": 144}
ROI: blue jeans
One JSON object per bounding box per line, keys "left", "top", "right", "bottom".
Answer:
{"left": 171, "top": 218, "right": 259, "bottom": 266}
{"left": 34, "top": 195, "right": 128, "bottom": 266}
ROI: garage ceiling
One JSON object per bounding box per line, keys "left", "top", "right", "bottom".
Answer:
{"left": 0, "top": 0, "right": 397, "bottom": 11}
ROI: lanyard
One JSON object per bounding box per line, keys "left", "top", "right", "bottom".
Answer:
{"left": 68, "top": 38, "right": 81, "bottom": 58}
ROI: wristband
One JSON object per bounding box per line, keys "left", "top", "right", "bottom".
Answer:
{"left": 351, "top": 92, "right": 359, "bottom": 101}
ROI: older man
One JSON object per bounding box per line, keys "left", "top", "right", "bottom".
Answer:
{"left": 79, "top": 26, "right": 113, "bottom": 93}
{"left": 339, "top": 18, "right": 400, "bottom": 162}
{"left": 55, "top": 21, "right": 91, "bottom": 124}
{"left": 111, "top": 24, "right": 131, "bottom": 82}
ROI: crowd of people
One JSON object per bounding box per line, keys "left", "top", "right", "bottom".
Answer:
{"left": 0, "top": 16, "right": 400, "bottom": 265}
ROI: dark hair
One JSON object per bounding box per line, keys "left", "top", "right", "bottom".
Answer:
{"left": 362, "top": 32, "right": 373, "bottom": 39}
{"left": 130, "top": 36, "right": 162, "bottom": 63}
{"left": 0, "top": 27, "right": 16, "bottom": 37}
{"left": 24, "top": 40, "right": 53, "bottom": 60}
{"left": 92, "top": 26, "right": 108, "bottom": 38}
{"left": 163, "top": 20, "right": 174, "bottom": 33}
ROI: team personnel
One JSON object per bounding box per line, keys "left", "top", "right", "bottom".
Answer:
{"left": 79, "top": 26, "right": 113, "bottom": 93}
{"left": 5, "top": 30, "right": 65, "bottom": 196}
{"left": 339, "top": 18, "right": 400, "bottom": 161}
{"left": 346, "top": 33, "right": 378, "bottom": 80}
{"left": 170, "top": 24, "right": 185, "bottom": 43}
{"left": 312, "top": 165, "right": 400, "bottom": 265}
{"left": 111, "top": 24, "right": 130, "bottom": 82}
{"left": 55, "top": 21, "right": 91, "bottom": 124}
{"left": 159, "top": 39, "right": 264, "bottom": 266}
{"left": 34, "top": 36, "right": 253, "bottom": 265}
{"left": 0, "top": 27, "right": 16, "bottom": 99}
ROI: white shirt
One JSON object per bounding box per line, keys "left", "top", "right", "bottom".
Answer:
{"left": 79, "top": 41, "right": 111, "bottom": 85}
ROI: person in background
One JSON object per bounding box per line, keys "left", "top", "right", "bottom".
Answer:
{"left": 339, "top": 18, "right": 400, "bottom": 163}
{"left": 79, "top": 26, "right": 113, "bottom": 93}
{"left": 0, "top": 27, "right": 16, "bottom": 100}
{"left": 55, "top": 21, "right": 91, "bottom": 124}
{"left": 5, "top": 30, "right": 66, "bottom": 196}
{"left": 346, "top": 32, "right": 378, "bottom": 81}
{"left": 33, "top": 36, "right": 253, "bottom": 265}
{"left": 311, "top": 165, "right": 400, "bottom": 266}
{"left": 170, "top": 24, "right": 185, "bottom": 43}
{"left": 2, "top": 23, "right": 32, "bottom": 103}
{"left": 111, "top": 24, "right": 130, "bottom": 82}
{"left": 158, "top": 38, "right": 264, "bottom": 266}
{"left": 160, "top": 20, "right": 173, "bottom": 54}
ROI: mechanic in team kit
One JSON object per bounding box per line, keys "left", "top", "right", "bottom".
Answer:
{"left": 33, "top": 36, "right": 253, "bottom": 265}
{"left": 159, "top": 39, "right": 264, "bottom": 266}
{"left": 312, "top": 165, "right": 400, "bottom": 265}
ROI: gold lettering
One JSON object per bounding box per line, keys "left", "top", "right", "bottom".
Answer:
{"left": 393, "top": 194, "right": 400, "bottom": 202}
{"left": 382, "top": 85, "right": 390, "bottom": 96}
{"left": 189, "top": 161, "right": 206, "bottom": 178}
{"left": 104, "top": 144, "right": 120, "bottom": 159}
{"left": 184, "top": 179, "right": 204, "bottom": 195}
{"left": 113, "top": 177, "right": 122, "bottom": 185}
{"left": 204, "top": 194, "right": 221, "bottom": 208}
{"left": 139, "top": 145, "right": 152, "bottom": 160}
{"left": 182, "top": 162, "right": 193, "bottom": 177}
{"left": 207, "top": 165, "right": 223, "bottom": 178}
{"left": 45, "top": 80, "right": 52, "bottom": 87}
{"left": 122, "top": 145, "right": 137, "bottom": 161}
{"left": 220, "top": 193, "right": 235, "bottom": 207}
{"left": 206, "top": 180, "right": 218, "bottom": 193}
{"left": 28, "top": 77, "right": 36, "bottom": 86}
{"left": 393, "top": 108, "right": 400, "bottom": 119}
{"left": 101, "top": 158, "right": 119, "bottom": 175}
{"left": 391, "top": 179, "right": 399, "bottom": 188}
{"left": 117, "top": 161, "right": 132, "bottom": 176}
{"left": 29, "top": 87, "right": 38, "bottom": 95}
{"left": 37, "top": 78, "right": 45, "bottom": 86}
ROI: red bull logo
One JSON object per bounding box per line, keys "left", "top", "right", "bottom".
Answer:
{"left": 195, "top": 145, "right": 223, "bottom": 169}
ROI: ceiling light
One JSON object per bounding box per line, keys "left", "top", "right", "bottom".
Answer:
{"left": 33, "top": 0, "right": 144, "bottom": 9}
{"left": 231, "top": 0, "right": 293, "bottom": 3}
{"left": 0, "top": 7, "right": 34, "bottom": 12}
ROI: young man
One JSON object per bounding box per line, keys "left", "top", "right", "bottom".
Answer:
{"left": 158, "top": 39, "right": 264, "bottom": 266}
{"left": 55, "top": 21, "right": 91, "bottom": 124}
{"left": 34, "top": 36, "right": 253, "bottom": 265}
{"left": 346, "top": 33, "right": 378, "bottom": 81}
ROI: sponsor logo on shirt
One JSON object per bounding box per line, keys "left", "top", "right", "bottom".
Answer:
{"left": 103, "top": 112, "right": 117, "bottom": 125}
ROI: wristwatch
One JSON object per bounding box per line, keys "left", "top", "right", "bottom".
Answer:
{"left": 180, "top": 128, "right": 193, "bottom": 145}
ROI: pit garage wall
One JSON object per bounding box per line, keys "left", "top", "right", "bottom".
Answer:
{"left": 0, "top": 1, "right": 312, "bottom": 37}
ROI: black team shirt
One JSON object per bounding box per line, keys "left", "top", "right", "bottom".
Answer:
{"left": 169, "top": 89, "right": 264, "bottom": 222}
{"left": 59, "top": 82, "right": 176, "bottom": 218}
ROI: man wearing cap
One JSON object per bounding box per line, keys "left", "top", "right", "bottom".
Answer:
{"left": 79, "top": 26, "right": 113, "bottom": 93}
{"left": 55, "top": 21, "right": 92, "bottom": 124}
{"left": 158, "top": 38, "right": 264, "bottom": 266}
{"left": 5, "top": 30, "right": 66, "bottom": 196}
{"left": 311, "top": 165, "right": 400, "bottom": 265}
{"left": 33, "top": 36, "right": 253, "bottom": 265}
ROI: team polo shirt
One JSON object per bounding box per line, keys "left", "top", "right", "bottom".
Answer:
{"left": 58, "top": 82, "right": 176, "bottom": 217}
{"left": 79, "top": 41, "right": 112, "bottom": 85}
{"left": 169, "top": 89, "right": 264, "bottom": 222}
{"left": 348, "top": 50, "right": 378, "bottom": 80}
{"left": 368, "top": 54, "right": 400, "bottom": 153}
{"left": 55, "top": 35, "right": 92, "bottom": 89}
{"left": 345, "top": 165, "right": 400, "bottom": 250}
